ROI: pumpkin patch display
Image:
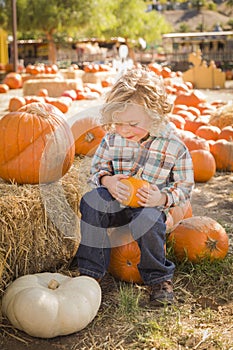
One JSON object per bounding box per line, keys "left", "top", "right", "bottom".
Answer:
{"left": 168, "top": 216, "right": 229, "bottom": 262}
{"left": 0, "top": 102, "right": 75, "bottom": 184}
{"left": 120, "top": 177, "right": 150, "bottom": 207}
{"left": 2, "top": 273, "right": 102, "bottom": 338}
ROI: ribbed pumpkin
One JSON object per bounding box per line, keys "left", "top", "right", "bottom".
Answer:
{"left": 210, "top": 139, "right": 233, "bottom": 171}
{"left": 71, "top": 115, "right": 106, "bottom": 156}
{"left": 120, "top": 177, "right": 150, "bottom": 207}
{"left": 168, "top": 216, "right": 229, "bottom": 262}
{"left": 190, "top": 149, "right": 216, "bottom": 182}
{"left": 108, "top": 227, "right": 143, "bottom": 284}
{"left": 0, "top": 102, "right": 75, "bottom": 184}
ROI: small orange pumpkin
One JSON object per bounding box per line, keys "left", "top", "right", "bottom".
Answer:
{"left": 169, "top": 200, "right": 192, "bottom": 227}
{"left": 168, "top": 216, "right": 229, "bottom": 262}
{"left": 190, "top": 149, "right": 216, "bottom": 182}
{"left": 108, "top": 227, "right": 143, "bottom": 284}
{"left": 182, "top": 135, "right": 210, "bottom": 152}
{"left": 174, "top": 90, "right": 206, "bottom": 107}
{"left": 8, "top": 96, "right": 26, "bottom": 112}
{"left": 120, "top": 177, "right": 150, "bottom": 207}
{"left": 218, "top": 126, "right": 233, "bottom": 141}
{"left": 0, "top": 102, "right": 75, "bottom": 184}
{"left": 3, "top": 72, "right": 22, "bottom": 89}
{"left": 0, "top": 83, "right": 9, "bottom": 93}
{"left": 71, "top": 115, "right": 106, "bottom": 156}
{"left": 195, "top": 125, "right": 221, "bottom": 141}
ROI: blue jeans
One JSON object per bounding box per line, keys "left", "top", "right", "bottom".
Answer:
{"left": 74, "top": 187, "right": 175, "bottom": 285}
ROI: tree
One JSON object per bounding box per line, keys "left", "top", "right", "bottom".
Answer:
{"left": 15, "top": 0, "right": 96, "bottom": 63}
{"left": 79, "top": 0, "right": 172, "bottom": 60}
{"left": 226, "top": 0, "right": 233, "bottom": 8}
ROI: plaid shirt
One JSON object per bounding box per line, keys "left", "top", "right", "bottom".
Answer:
{"left": 90, "top": 122, "right": 194, "bottom": 208}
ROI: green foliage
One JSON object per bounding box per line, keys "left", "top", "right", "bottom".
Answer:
{"left": 227, "top": 18, "right": 233, "bottom": 29}
{"left": 178, "top": 22, "right": 191, "bottom": 33}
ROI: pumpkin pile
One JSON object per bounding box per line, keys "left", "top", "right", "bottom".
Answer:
{"left": 7, "top": 82, "right": 104, "bottom": 114}
{"left": 167, "top": 94, "right": 233, "bottom": 177}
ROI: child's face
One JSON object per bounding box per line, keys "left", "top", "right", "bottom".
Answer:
{"left": 114, "top": 104, "right": 152, "bottom": 142}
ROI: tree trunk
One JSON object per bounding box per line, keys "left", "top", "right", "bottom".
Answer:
{"left": 46, "top": 31, "right": 57, "bottom": 64}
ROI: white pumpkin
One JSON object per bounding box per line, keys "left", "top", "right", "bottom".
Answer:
{"left": 2, "top": 272, "right": 101, "bottom": 338}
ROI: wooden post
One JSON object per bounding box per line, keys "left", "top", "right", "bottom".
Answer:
{"left": 12, "top": 0, "right": 18, "bottom": 72}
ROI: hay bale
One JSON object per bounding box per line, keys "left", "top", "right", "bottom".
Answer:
{"left": 59, "top": 69, "right": 85, "bottom": 80}
{"left": 21, "top": 73, "right": 60, "bottom": 83}
{"left": 82, "top": 71, "right": 117, "bottom": 84}
{"left": 23, "top": 79, "right": 83, "bottom": 97}
{"left": 209, "top": 103, "right": 233, "bottom": 129}
{"left": 0, "top": 156, "right": 92, "bottom": 296}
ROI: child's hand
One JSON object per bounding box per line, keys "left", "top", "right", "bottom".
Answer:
{"left": 136, "top": 184, "right": 165, "bottom": 207}
{"left": 101, "top": 174, "right": 130, "bottom": 202}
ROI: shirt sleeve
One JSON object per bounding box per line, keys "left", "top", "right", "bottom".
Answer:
{"left": 161, "top": 148, "right": 194, "bottom": 208}
{"left": 90, "top": 136, "right": 114, "bottom": 186}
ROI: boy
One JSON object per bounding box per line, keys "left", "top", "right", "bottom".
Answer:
{"left": 73, "top": 68, "right": 194, "bottom": 306}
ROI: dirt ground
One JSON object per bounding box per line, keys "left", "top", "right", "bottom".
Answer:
{"left": 0, "top": 85, "right": 233, "bottom": 349}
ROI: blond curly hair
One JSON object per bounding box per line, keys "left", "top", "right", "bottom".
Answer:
{"left": 100, "top": 68, "right": 172, "bottom": 136}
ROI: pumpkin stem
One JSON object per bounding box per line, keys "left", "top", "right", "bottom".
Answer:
{"left": 206, "top": 237, "right": 219, "bottom": 252}
{"left": 134, "top": 168, "right": 143, "bottom": 179}
{"left": 48, "top": 279, "right": 60, "bottom": 290}
{"left": 126, "top": 260, "right": 132, "bottom": 267}
{"left": 25, "top": 103, "right": 51, "bottom": 118}
{"left": 85, "top": 132, "right": 95, "bottom": 143}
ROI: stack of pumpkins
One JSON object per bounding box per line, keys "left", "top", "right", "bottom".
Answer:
{"left": 168, "top": 90, "right": 233, "bottom": 181}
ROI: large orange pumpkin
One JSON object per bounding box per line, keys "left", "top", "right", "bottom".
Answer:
{"left": 190, "top": 149, "right": 216, "bottom": 182}
{"left": 0, "top": 102, "right": 75, "bottom": 184}
{"left": 108, "top": 227, "right": 143, "bottom": 284}
{"left": 120, "top": 177, "right": 150, "bottom": 207}
{"left": 168, "top": 216, "right": 229, "bottom": 262}
{"left": 71, "top": 115, "right": 106, "bottom": 156}
{"left": 210, "top": 139, "right": 233, "bottom": 171}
